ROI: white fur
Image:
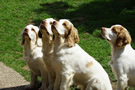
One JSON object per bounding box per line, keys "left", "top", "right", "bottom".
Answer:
{"left": 102, "top": 25, "right": 135, "bottom": 90}
{"left": 21, "top": 25, "right": 48, "bottom": 90}
{"left": 52, "top": 19, "right": 112, "bottom": 90}
{"left": 39, "top": 18, "right": 56, "bottom": 90}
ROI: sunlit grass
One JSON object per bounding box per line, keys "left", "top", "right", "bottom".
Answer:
{"left": 0, "top": 0, "right": 135, "bottom": 89}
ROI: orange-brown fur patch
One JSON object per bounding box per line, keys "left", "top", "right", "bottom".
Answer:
{"left": 86, "top": 62, "right": 93, "bottom": 68}
{"left": 64, "top": 22, "right": 79, "bottom": 47}
{"left": 111, "top": 26, "right": 131, "bottom": 47}
{"left": 63, "top": 21, "right": 70, "bottom": 30}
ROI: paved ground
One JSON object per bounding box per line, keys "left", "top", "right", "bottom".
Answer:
{"left": 0, "top": 62, "right": 116, "bottom": 90}
{"left": 0, "top": 62, "right": 30, "bottom": 90}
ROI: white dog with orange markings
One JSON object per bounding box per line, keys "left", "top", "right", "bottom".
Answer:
{"left": 38, "top": 18, "right": 56, "bottom": 90}
{"left": 21, "top": 25, "right": 48, "bottom": 90}
{"left": 51, "top": 19, "right": 112, "bottom": 90}
{"left": 101, "top": 25, "right": 135, "bottom": 90}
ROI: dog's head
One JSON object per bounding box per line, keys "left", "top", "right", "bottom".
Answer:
{"left": 52, "top": 19, "right": 79, "bottom": 47}
{"left": 39, "top": 18, "right": 56, "bottom": 38}
{"left": 21, "top": 24, "right": 40, "bottom": 45}
{"left": 101, "top": 25, "right": 131, "bottom": 47}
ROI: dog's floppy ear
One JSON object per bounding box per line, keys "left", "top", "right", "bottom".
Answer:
{"left": 65, "top": 25, "right": 79, "bottom": 47}
{"left": 116, "top": 27, "right": 131, "bottom": 47}
{"left": 38, "top": 30, "right": 42, "bottom": 38}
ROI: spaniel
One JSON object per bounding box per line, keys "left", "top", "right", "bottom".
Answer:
{"left": 39, "top": 18, "right": 56, "bottom": 90}
{"left": 21, "top": 25, "right": 48, "bottom": 90}
{"left": 51, "top": 19, "right": 112, "bottom": 90}
{"left": 101, "top": 25, "right": 135, "bottom": 90}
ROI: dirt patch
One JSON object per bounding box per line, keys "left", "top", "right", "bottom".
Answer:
{"left": 0, "top": 62, "right": 29, "bottom": 89}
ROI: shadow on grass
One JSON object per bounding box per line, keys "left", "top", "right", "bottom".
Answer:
{"left": 34, "top": 0, "right": 135, "bottom": 38}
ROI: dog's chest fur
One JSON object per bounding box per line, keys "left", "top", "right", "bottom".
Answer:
{"left": 24, "top": 47, "right": 43, "bottom": 76}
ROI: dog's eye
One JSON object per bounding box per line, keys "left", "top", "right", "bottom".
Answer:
{"left": 31, "top": 28, "right": 35, "bottom": 31}
{"left": 50, "top": 22, "right": 53, "bottom": 25}
{"left": 63, "top": 23, "right": 66, "bottom": 26}
{"left": 112, "top": 28, "right": 116, "bottom": 33}
{"left": 112, "top": 28, "right": 115, "bottom": 31}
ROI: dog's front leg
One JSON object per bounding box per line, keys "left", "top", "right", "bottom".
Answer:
{"left": 47, "top": 70, "right": 55, "bottom": 90}
{"left": 53, "top": 72, "right": 61, "bottom": 90}
{"left": 39, "top": 68, "right": 48, "bottom": 90}
{"left": 25, "top": 71, "right": 37, "bottom": 89}
{"left": 60, "top": 72, "right": 74, "bottom": 90}
{"left": 117, "top": 76, "right": 128, "bottom": 90}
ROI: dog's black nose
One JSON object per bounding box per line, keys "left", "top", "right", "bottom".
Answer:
{"left": 24, "top": 28, "right": 28, "bottom": 32}
{"left": 42, "top": 20, "right": 46, "bottom": 24}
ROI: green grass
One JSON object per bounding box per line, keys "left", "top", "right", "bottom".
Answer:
{"left": 0, "top": 0, "right": 135, "bottom": 89}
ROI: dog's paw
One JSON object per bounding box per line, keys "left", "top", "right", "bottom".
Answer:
{"left": 47, "top": 86, "right": 53, "bottom": 90}
{"left": 25, "top": 85, "right": 36, "bottom": 90}
{"left": 38, "top": 87, "right": 47, "bottom": 90}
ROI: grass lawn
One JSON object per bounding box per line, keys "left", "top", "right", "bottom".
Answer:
{"left": 0, "top": 0, "right": 135, "bottom": 89}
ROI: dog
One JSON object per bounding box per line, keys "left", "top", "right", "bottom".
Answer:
{"left": 38, "top": 18, "right": 56, "bottom": 90}
{"left": 51, "top": 19, "right": 112, "bottom": 90}
{"left": 21, "top": 24, "right": 48, "bottom": 90}
{"left": 101, "top": 24, "right": 135, "bottom": 90}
